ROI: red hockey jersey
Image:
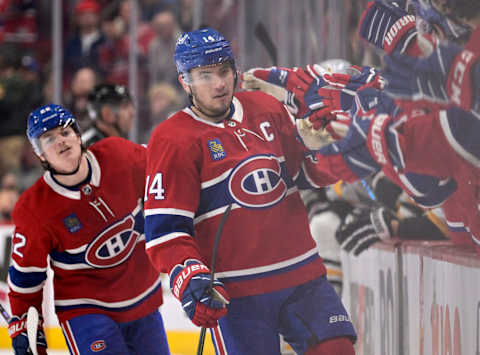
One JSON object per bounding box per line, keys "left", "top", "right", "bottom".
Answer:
{"left": 144, "top": 92, "right": 337, "bottom": 298}
{"left": 8, "top": 137, "right": 164, "bottom": 323}
{"left": 365, "top": 107, "right": 480, "bottom": 253}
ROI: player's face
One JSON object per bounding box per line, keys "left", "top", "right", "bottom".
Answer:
{"left": 188, "top": 62, "right": 236, "bottom": 121}
{"left": 117, "top": 101, "right": 135, "bottom": 137}
{"left": 38, "top": 126, "right": 83, "bottom": 174}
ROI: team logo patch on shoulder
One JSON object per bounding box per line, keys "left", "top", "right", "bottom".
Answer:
{"left": 208, "top": 138, "right": 226, "bottom": 161}
{"left": 63, "top": 213, "right": 82, "bottom": 233}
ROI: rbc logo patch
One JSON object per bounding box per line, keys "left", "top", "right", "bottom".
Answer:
{"left": 63, "top": 213, "right": 82, "bottom": 233}
{"left": 208, "top": 139, "right": 226, "bottom": 161}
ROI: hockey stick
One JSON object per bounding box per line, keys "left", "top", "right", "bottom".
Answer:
{"left": 27, "top": 306, "right": 39, "bottom": 355}
{"left": 0, "top": 303, "right": 10, "bottom": 323}
{"left": 196, "top": 203, "right": 233, "bottom": 355}
{"left": 254, "top": 22, "right": 278, "bottom": 66}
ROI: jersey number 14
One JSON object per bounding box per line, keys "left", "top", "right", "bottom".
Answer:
{"left": 145, "top": 173, "right": 165, "bottom": 200}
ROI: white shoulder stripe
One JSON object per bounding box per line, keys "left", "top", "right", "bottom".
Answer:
{"left": 201, "top": 169, "right": 233, "bottom": 189}
{"left": 11, "top": 259, "right": 48, "bottom": 273}
{"left": 144, "top": 208, "right": 194, "bottom": 218}
{"left": 50, "top": 261, "right": 93, "bottom": 270}
{"left": 65, "top": 245, "right": 87, "bottom": 254}
{"left": 146, "top": 232, "right": 192, "bottom": 249}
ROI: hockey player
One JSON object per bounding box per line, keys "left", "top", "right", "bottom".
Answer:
{"left": 361, "top": 0, "right": 480, "bottom": 118}
{"left": 82, "top": 83, "right": 135, "bottom": 147}
{"left": 239, "top": 0, "right": 478, "bottom": 253}
{"left": 144, "top": 28, "right": 356, "bottom": 355}
{"left": 8, "top": 104, "right": 170, "bottom": 354}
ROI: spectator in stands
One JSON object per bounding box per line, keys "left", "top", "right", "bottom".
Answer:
{"left": 16, "top": 140, "right": 43, "bottom": 192}
{"left": 148, "top": 82, "right": 182, "bottom": 124}
{"left": 143, "top": 82, "right": 183, "bottom": 142}
{"left": 98, "top": 0, "right": 154, "bottom": 88}
{"left": 0, "top": 45, "right": 42, "bottom": 177}
{"left": 147, "top": 9, "right": 181, "bottom": 88}
{"left": 0, "top": 0, "right": 37, "bottom": 45}
{"left": 64, "top": 66, "right": 100, "bottom": 130}
{"left": 0, "top": 172, "right": 19, "bottom": 224}
{"left": 64, "top": 0, "right": 105, "bottom": 78}
{"left": 178, "top": 0, "right": 194, "bottom": 31}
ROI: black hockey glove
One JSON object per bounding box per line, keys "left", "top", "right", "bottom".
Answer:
{"left": 335, "top": 207, "right": 398, "bottom": 256}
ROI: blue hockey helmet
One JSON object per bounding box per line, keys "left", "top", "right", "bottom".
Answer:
{"left": 174, "top": 28, "right": 235, "bottom": 75}
{"left": 27, "top": 104, "right": 79, "bottom": 154}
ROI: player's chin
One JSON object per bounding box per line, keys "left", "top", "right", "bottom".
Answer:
{"left": 213, "top": 94, "right": 231, "bottom": 106}
{"left": 209, "top": 101, "right": 231, "bottom": 116}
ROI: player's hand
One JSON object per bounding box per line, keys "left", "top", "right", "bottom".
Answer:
{"left": 335, "top": 207, "right": 398, "bottom": 256}
{"left": 384, "top": 41, "right": 480, "bottom": 116}
{"left": 170, "top": 259, "right": 229, "bottom": 328}
{"left": 322, "top": 65, "right": 384, "bottom": 92}
{"left": 241, "top": 66, "right": 314, "bottom": 116}
{"left": 241, "top": 65, "right": 360, "bottom": 118}
{"left": 304, "top": 107, "right": 351, "bottom": 141}
{"left": 296, "top": 117, "right": 335, "bottom": 151}
{"left": 9, "top": 311, "right": 47, "bottom": 355}
{"left": 359, "top": 0, "right": 417, "bottom": 54}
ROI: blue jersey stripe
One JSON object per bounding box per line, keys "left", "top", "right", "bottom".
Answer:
{"left": 8, "top": 266, "right": 47, "bottom": 288}
{"left": 145, "top": 214, "right": 194, "bottom": 242}
{"left": 50, "top": 250, "right": 86, "bottom": 265}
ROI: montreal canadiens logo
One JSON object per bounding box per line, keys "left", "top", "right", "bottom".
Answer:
{"left": 228, "top": 155, "right": 287, "bottom": 208}
{"left": 90, "top": 340, "right": 106, "bottom": 352}
{"left": 85, "top": 215, "right": 140, "bottom": 268}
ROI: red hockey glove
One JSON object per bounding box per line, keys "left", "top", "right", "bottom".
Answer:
{"left": 323, "top": 65, "right": 384, "bottom": 92}
{"left": 170, "top": 259, "right": 229, "bottom": 328}
{"left": 9, "top": 310, "right": 47, "bottom": 355}
{"left": 241, "top": 66, "right": 315, "bottom": 117}
{"left": 305, "top": 108, "right": 351, "bottom": 141}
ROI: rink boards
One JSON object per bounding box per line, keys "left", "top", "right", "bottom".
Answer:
{"left": 342, "top": 239, "right": 480, "bottom": 355}
{"left": 1, "top": 226, "right": 480, "bottom": 354}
